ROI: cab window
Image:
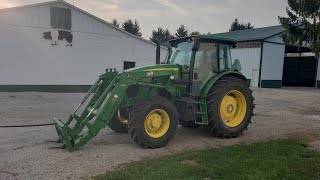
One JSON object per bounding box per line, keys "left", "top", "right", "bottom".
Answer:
{"left": 193, "top": 43, "right": 218, "bottom": 82}
{"left": 219, "top": 45, "right": 232, "bottom": 70}
{"left": 168, "top": 41, "right": 193, "bottom": 67}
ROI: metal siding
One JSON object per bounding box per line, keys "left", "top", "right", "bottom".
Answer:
{"left": 261, "top": 42, "right": 285, "bottom": 81}
{"left": 0, "top": 5, "right": 51, "bottom": 27}
{"left": 231, "top": 48, "right": 261, "bottom": 87}
{"left": 0, "top": 3, "right": 167, "bottom": 86}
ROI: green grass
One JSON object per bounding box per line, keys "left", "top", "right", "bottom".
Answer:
{"left": 94, "top": 139, "right": 320, "bottom": 180}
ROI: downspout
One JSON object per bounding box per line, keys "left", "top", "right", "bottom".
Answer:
{"left": 258, "top": 40, "right": 264, "bottom": 88}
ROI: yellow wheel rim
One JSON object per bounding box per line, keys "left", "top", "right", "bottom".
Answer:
{"left": 220, "top": 90, "right": 247, "bottom": 127}
{"left": 144, "top": 109, "right": 170, "bottom": 138}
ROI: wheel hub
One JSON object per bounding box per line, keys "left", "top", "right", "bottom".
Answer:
{"left": 227, "top": 104, "right": 234, "bottom": 113}
{"left": 144, "top": 109, "right": 170, "bottom": 138}
{"left": 220, "top": 90, "right": 247, "bottom": 127}
{"left": 220, "top": 95, "right": 237, "bottom": 120}
{"left": 148, "top": 114, "right": 162, "bottom": 130}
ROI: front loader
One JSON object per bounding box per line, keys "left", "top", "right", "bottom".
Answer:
{"left": 53, "top": 35, "right": 254, "bottom": 151}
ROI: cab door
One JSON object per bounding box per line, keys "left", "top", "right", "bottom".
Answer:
{"left": 218, "top": 45, "right": 232, "bottom": 71}
{"left": 192, "top": 43, "right": 218, "bottom": 96}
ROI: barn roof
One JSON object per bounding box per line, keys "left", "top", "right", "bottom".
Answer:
{"left": 213, "top": 25, "right": 286, "bottom": 42}
{"left": 0, "top": 0, "right": 167, "bottom": 49}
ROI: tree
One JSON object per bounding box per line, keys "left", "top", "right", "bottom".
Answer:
{"left": 150, "top": 27, "right": 175, "bottom": 46}
{"left": 279, "top": 0, "right": 320, "bottom": 57}
{"left": 111, "top": 18, "right": 120, "bottom": 28}
{"left": 229, "top": 18, "right": 254, "bottom": 32}
{"left": 190, "top": 31, "right": 200, "bottom": 35}
{"left": 175, "top": 25, "right": 188, "bottom": 38}
{"left": 122, "top": 19, "right": 142, "bottom": 37}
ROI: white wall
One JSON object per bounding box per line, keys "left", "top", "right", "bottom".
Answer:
{"left": 261, "top": 42, "right": 285, "bottom": 81}
{"left": 0, "top": 2, "right": 167, "bottom": 85}
{"left": 231, "top": 48, "right": 261, "bottom": 87}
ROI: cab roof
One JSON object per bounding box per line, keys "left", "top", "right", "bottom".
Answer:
{"left": 169, "top": 35, "right": 237, "bottom": 45}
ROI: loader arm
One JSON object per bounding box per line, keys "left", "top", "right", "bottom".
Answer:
{"left": 53, "top": 68, "right": 129, "bottom": 151}
{"left": 53, "top": 68, "right": 180, "bottom": 151}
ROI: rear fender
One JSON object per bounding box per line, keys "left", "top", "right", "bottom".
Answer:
{"left": 200, "top": 71, "right": 247, "bottom": 98}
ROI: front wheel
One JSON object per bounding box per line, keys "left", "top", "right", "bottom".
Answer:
{"left": 206, "top": 76, "right": 254, "bottom": 138}
{"left": 108, "top": 109, "right": 128, "bottom": 133}
{"left": 128, "top": 96, "right": 179, "bottom": 148}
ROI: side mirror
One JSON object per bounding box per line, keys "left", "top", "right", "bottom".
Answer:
{"left": 192, "top": 37, "right": 201, "bottom": 51}
{"left": 232, "top": 59, "right": 242, "bottom": 72}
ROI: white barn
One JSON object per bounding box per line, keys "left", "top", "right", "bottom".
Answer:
{"left": 0, "top": 0, "right": 167, "bottom": 92}
{"left": 214, "top": 26, "right": 320, "bottom": 89}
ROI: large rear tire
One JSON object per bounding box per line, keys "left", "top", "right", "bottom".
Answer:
{"left": 128, "top": 96, "right": 179, "bottom": 148}
{"left": 206, "top": 76, "right": 254, "bottom": 138}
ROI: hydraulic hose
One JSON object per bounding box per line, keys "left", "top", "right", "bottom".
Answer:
{"left": 0, "top": 123, "right": 54, "bottom": 128}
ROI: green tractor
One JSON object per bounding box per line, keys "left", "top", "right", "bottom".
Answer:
{"left": 53, "top": 35, "right": 254, "bottom": 151}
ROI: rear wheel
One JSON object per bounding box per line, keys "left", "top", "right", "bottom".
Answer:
{"left": 128, "top": 96, "right": 178, "bottom": 148}
{"left": 206, "top": 76, "right": 254, "bottom": 138}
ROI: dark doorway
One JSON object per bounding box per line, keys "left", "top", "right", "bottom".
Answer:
{"left": 282, "top": 57, "right": 317, "bottom": 87}
{"left": 124, "top": 61, "right": 136, "bottom": 70}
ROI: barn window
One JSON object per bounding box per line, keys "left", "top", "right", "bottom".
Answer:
{"left": 124, "top": 61, "right": 136, "bottom": 70}
{"left": 50, "top": 7, "right": 71, "bottom": 30}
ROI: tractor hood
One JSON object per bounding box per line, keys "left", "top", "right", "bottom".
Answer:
{"left": 123, "top": 64, "right": 180, "bottom": 73}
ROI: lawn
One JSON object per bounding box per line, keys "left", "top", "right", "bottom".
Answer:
{"left": 94, "top": 139, "right": 320, "bottom": 180}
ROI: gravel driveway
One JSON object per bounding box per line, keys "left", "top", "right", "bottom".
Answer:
{"left": 0, "top": 88, "right": 320, "bottom": 180}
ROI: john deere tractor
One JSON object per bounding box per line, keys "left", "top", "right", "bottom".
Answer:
{"left": 53, "top": 35, "right": 254, "bottom": 151}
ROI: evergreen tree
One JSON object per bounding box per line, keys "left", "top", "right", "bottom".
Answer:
{"left": 190, "top": 31, "right": 200, "bottom": 35}
{"left": 150, "top": 27, "right": 175, "bottom": 46}
{"left": 229, "top": 18, "right": 254, "bottom": 32}
{"left": 122, "top": 19, "right": 142, "bottom": 37}
{"left": 111, "top": 18, "right": 120, "bottom": 28}
{"left": 279, "top": 0, "right": 320, "bottom": 57}
{"left": 175, "top": 25, "right": 188, "bottom": 38}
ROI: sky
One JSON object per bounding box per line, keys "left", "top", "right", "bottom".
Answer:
{"left": 0, "top": 0, "right": 288, "bottom": 39}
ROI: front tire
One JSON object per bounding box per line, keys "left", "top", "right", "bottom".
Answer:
{"left": 108, "top": 109, "right": 128, "bottom": 134}
{"left": 128, "top": 96, "right": 179, "bottom": 148}
{"left": 206, "top": 76, "right": 254, "bottom": 138}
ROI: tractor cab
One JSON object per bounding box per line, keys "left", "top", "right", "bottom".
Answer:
{"left": 166, "top": 35, "right": 238, "bottom": 96}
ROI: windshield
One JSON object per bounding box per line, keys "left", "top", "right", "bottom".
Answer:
{"left": 167, "top": 41, "right": 193, "bottom": 66}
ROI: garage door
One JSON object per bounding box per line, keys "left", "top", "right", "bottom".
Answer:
{"left": 282, "top": 57, "right": 318, "bottom": 87}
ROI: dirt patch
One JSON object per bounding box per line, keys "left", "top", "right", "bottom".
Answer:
{"left": 308, "top": 140, "right": 320, "bottom": 151}
{"left": 286, "top": 132, "right": 320, "bottom": 141}
{"left": 0, "top": 170, "right": 18, "bottom": 180}
{"left": 181, "top": 159, "right": 199, "bottom": 166}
